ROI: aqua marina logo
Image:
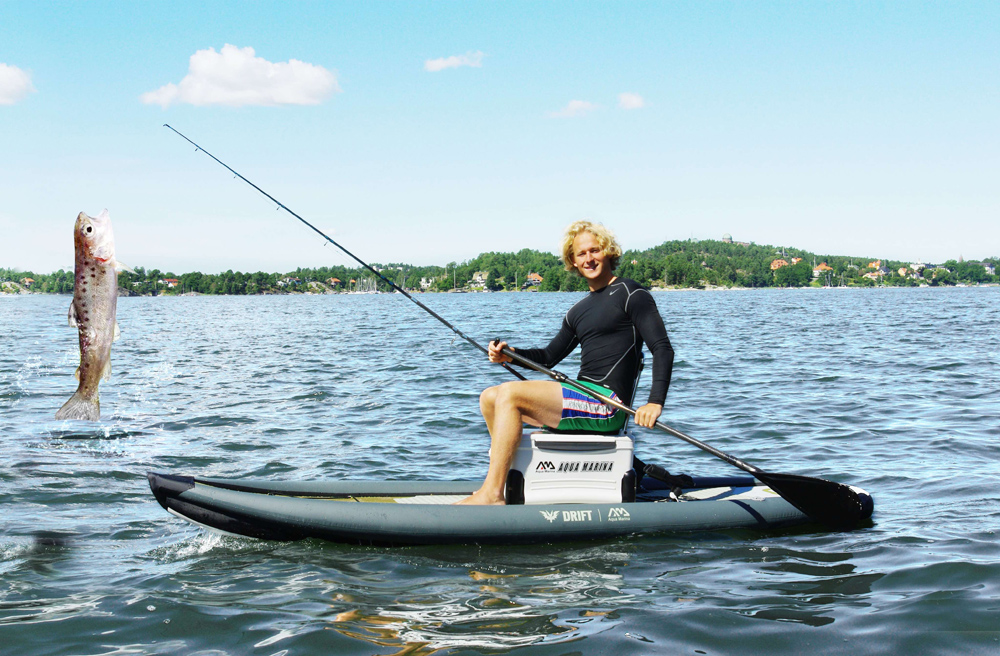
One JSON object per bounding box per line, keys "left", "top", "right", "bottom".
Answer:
{"left": 608, "top": 507, "right": 631, "bottom": 522}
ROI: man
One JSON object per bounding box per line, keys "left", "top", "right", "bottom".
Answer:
{"left": 458, "top": 220, "right": 675, "bottom": 505}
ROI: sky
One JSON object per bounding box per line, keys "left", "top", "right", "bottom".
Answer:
{"left": 1, "top": 1, "right": 998, "bottom": 274}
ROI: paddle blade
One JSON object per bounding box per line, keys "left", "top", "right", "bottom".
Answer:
{"left": 757, "top": 472, "right": 874, "bottom": 530}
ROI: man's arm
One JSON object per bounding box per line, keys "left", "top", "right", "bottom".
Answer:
{"left": 497, "top": 316, "right": 579, "bottom": 369}
{"left": 627, "top": 290, "right": 674, "bottom": 406}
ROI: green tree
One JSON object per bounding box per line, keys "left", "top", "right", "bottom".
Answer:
{"left": 929, "top": 268, "right": 955, "bottom": 286}
{"left": 774, "top": 260, "right": 813, "bottom": 287}
{"left": 487, "top": 266, "right": 504, "bottom": 291}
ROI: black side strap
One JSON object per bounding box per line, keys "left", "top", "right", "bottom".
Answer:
{"left": 643, "top": 463, "right": 695, "bottom": 498}
{"left": 632, "top": 455, "right": 647, "bottom": 491}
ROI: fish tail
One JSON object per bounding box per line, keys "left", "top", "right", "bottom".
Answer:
{"left": 55, "top": 391, "right": 100, "bottom": 421}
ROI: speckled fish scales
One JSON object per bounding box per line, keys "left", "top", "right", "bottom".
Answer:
{"left": 55, "top": 210, "right": 120, "bottom": 421}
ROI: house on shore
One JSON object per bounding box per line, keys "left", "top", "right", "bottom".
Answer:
{"left": 522, "top": 272, "right": 543, "bottom": 290}
{"left": 812, "top": 262, "right": 833, "bottom": 278}
{"left": 471, "top": 271, "right": 488, "bottom": 289}
{"left": 971, "top": 262, "right": 996, "bottom": 276}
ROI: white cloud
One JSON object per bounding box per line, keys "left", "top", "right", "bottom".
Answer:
{"left": 618, "top": 92, "right": 645, "bottom": 110}
{"left": 0, "top": 63, "right": 35, "bottom": 105}
{"left": 548, "top": 100, "right": 600, "bottom": 118}
{"left": 424, "top": 50, "right": 485, "bottom": 72}
{"left": 141, "top": 44, "right": 340, "bottom": 108}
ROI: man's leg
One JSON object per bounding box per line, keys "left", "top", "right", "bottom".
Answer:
{"left": 458, "top": 380, "right": 563, "bottom": 505}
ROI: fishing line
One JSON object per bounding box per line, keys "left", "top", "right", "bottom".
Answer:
{"left": 164, "top": 124, "right": 526, "bottom": 381}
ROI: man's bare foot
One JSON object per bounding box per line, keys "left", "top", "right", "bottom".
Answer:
{"left": 455, "top": 489, "right": 506, "bottom": 505}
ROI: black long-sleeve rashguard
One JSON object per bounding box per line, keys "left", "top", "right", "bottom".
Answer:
{"left": 514, "top": 277, "right": 674, "bottom": 407}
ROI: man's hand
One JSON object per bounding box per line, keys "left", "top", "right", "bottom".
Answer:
{"left": 489, "top": 340, "right": 513, "bottom": 364}
{"left": 633, "top": 403, "right": 663, "bottom": 428}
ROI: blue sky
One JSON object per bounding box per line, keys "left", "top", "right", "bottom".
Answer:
{"left": 2, "top": 1, "right": 997, "bottom": 274}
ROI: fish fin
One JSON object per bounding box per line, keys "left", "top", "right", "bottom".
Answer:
{"left": 102, "top": 358, "right": 112, "bottom": 382}
{"left": 116, "top": 261, "right": 135, "bottom": 274}
{"left": 68, "top": 303, "right": 79, "bottom": 327}
{"left": 55, "top": 391, "right": 100, "bottom": 421}
{"left": 74, "top": 366, "right": 81, "bottom": 381}
{"left": 114, "top": 322, "right": 120, "bottom": 342}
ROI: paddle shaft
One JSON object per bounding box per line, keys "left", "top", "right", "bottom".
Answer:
{"left": 498, "top": 346, "right": 766, "bottom": 476}
{"left": 164, "top": 124, "right": 526, "bottom": 382}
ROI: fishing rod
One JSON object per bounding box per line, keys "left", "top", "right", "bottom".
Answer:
{"left": 164, "top": 124, "right": 526, "bottom": 381}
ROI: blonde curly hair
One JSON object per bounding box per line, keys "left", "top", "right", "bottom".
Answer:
{"left": 560, "top": 220, "right": 623, "bottom": 273}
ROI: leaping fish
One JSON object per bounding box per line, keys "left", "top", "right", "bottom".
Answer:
{"left": 55, "top": 210, "right": 121, "bottom": 421}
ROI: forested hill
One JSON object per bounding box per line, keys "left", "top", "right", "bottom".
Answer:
{"left": 3, "top": 239, "right": 997, "bottom": 295}
{"left": 450, "top": 239, "right": 997, "bottom": 290}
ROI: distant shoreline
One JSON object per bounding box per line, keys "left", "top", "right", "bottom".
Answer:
{"left": 3, "top": 283, "right": 997, "bottom": 297}
{"left": 7, "top": 238, "right": 996, "bottom": 294}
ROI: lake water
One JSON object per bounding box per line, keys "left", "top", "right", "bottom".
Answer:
{"left": 2, "top": 288, "right": 998, "bottom": 655}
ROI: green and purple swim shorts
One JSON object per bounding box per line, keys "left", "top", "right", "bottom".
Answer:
{"left": 550, "top": 380, "right": 628, "bottom": 434}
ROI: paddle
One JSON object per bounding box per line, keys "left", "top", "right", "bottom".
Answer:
{"left": 497, "top": 344, "right": 873, "bottom": 530}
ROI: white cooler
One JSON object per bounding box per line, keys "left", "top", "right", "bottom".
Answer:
{"left": 504, "top": 431, "right": 636, "bottom": 505}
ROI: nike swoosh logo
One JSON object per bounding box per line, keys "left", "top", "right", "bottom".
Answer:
{"left": 609, "top": 288, "right": 619, "bottom": 295}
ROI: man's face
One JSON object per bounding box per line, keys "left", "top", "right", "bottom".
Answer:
{"left": 572, "top": 231, "right": 611, "bottom": 283}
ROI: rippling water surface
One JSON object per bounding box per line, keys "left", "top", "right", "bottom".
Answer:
{"left": 2, "top": 288, "right": 998, "bottom": 655}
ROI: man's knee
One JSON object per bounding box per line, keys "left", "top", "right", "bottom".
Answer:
{"left": 480, "top": 385, "right": 500, "bottom": 410}
{"left": 494, "top": 381, "right": 533, "bottom": 410}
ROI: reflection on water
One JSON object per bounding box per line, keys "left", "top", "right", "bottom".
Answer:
{"left": 328, "top": 566, "right": 626, "bottom": 653}
{"left": 737, "top": 546, "right": 883, "bottom": 627}
{"left": 331, "top": 598, "right": 570, "bottom": 653}
{"left": 230, "top": 543, "right": 637, "bottom": 654}
{"left": 149, "top": 534, "right": 884, "bottom": 652}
